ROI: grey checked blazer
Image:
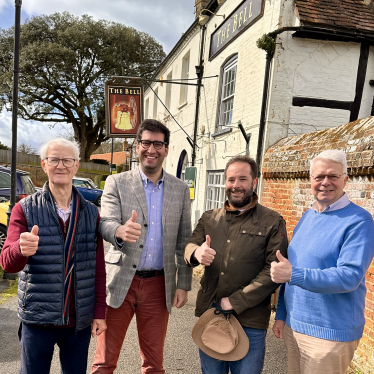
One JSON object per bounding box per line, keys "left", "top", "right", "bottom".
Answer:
{"left": 99, "top": 167, "right": 192, "bottom": 313}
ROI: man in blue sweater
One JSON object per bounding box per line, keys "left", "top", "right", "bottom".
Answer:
{"left": 271, "top": 149, "right": 374, "bottom": 374}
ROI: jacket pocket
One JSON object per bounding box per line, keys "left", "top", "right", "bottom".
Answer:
{"left": 105, "top": 252, "right": 121, "bottom": 264}
{"left": 238, "top": 225, "right": 267, "bottom": 261}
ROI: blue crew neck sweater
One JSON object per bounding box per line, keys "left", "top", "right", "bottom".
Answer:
{"left": 276, "top": 202, "right": 374, "bottom": 342}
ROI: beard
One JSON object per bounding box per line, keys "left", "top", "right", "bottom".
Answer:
{"left": 226, "top": 186, "right": 254, "bottom": 208}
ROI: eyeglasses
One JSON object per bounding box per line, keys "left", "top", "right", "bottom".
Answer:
{"left": 45, "top": 157, "right": 77, "bottom": 167}
{"left": 310, "top": 174, "right": 345, "bottom": 182}
{"left": 138, "top": 140, "right": 167, "bottom": 150}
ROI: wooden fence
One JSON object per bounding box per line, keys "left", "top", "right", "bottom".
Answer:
{"left": 0, "top": 150, "right": 110, "bottom": 174}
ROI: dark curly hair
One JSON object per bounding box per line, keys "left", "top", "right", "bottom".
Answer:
{"left": 136, "top": 119, "right": 170, "bottom": 146}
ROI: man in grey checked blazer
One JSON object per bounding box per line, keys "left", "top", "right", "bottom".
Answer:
{"left": 92, "top": 119, "right": 192, "bottom": 374}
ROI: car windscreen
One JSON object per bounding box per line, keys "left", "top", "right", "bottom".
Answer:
{"left": 21, "top": 175, "right": 36, "bottom": 195}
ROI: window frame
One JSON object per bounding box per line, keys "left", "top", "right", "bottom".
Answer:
{"left": 205, "top": 170, "right": 226, "bottom": 211}
{"left": 179, "top": 51, "right": 190, "bottom": 105}
{"left": 216, "top": 55, "right": 238, "bottom": 133}
{"left": 153, "top": 87, "right": 158, "bottom": 119}
{"left": 165, "top": 72, "right": 173, "bottom": 110}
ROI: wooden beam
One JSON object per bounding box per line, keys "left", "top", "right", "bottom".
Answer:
{"left": 292, "top": 97, "right": 352, "bottom": 110}
{"left": 350, "top": 43, "right": 370, "bottom": 122}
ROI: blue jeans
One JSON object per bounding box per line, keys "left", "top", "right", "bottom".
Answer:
{"left": 18, "top": 322, "right": 91, "bottom": 374}
{"left": 199, "top": 326, "right": 267, "bottom": 374}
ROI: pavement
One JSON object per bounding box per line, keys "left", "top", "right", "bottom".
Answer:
{"left": 0, "top": 273, "right": 288, "bottom": 374}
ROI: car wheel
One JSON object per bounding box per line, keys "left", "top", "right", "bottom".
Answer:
{"left": 0, "top": 226, "right": 7, "bottom": 252}
{"left": 96, "top": 195, "right": 101, "bottom": 207}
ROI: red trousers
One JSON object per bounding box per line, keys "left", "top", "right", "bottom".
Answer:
{"left": 92, "top": 275, "right": 169, "bottom": 374}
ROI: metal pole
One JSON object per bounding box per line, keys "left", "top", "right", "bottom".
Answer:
{"left": 6, "top": 0, "right": 22, "bottom": 225}
{"left": 110, "top": 138, "right": 114, "bottom": 175}
{"left": 256, "top": 52, "right": 274, "bottom": 176}
{"left": 192, "top": 25, "right": 206, "bottom": 167}
{"left": 4, "top": 0, "right": 22, "bottom": 280}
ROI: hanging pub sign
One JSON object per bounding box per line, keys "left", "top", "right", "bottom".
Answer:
{"left": 185, "top": 166, "right": 197, "bottom": 200}
{"left": 105, "top": 82, "right": 143, "bottom": 138}
{"left": 209, "top": 0, "right": 264, "bottom": 60}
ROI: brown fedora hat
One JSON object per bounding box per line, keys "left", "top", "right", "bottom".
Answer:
{"left": 192, "top": 308, "right": 249, "bottom": 361}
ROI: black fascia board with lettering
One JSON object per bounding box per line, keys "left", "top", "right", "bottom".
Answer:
{"left": 209, "top": 0, "right": 265, "bottom": 60}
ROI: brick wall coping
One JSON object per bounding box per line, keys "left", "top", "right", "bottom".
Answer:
{"left": 263, "top": 116, "right": 374, "bottom": 178}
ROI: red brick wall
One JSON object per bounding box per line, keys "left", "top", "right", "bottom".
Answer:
{"left": 262, "top": 176, "right": 374, "bottom": 371}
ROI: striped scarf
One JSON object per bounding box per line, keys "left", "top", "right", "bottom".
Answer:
{"left": 62, "top": 190, "right": 79, "bottom": 324}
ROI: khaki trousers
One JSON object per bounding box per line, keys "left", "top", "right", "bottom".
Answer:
{"left": 283, "top": 324, "right": 360, "bottom": 374}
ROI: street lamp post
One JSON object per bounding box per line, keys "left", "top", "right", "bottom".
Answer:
{"left": 4, "top": 0, "right": 22, "bottom": 280}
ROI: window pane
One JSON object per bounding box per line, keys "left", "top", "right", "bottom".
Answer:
{"left": 0, "top": 172, "right": 11, "bottom": 188}
{"left": 206, "top": 171, "right": 225, "bottom": 210}
{"left": 21, "top": 175, "right": 35, "bottom": 195}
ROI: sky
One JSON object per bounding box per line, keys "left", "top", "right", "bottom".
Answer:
{"left": 0, "top": 0, "right": 196, "bottom": 151}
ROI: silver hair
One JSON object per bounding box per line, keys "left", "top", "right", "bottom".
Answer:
{"left": 310, "top": 149, "right": 347, "bottom": 175}
{"left": 40, "top": 138, "right": 80, "bottom": 160}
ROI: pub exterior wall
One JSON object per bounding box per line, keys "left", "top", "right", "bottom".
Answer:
{"left": 144, "top": 0, "right": 374, "bottom": 226}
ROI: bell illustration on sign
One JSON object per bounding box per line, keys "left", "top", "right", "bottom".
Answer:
{"left": 113, "top": 98, "right": 138, "bottom": 131}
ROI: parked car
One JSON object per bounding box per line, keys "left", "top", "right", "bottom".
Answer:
{"left": 72, "top": 177, "right": 102, "bottom": 206}
{"left": 0, "top": 165, "right": 36, "bottom": 201}
{"left": 0, "top": 201, "right": 9, "bottom": 251}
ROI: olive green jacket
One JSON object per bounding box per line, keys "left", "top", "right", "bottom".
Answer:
{"left": 184, "top": 194, "right": 288, "bottom": 329}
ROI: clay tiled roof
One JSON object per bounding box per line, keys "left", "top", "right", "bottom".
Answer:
{"left": 263, "top": 116, "right": 374, "bottom": 178}
{"left": 90, "top": 151, "right": 127, "bottom": 165}
{"left": 294, "top": 0, "right": 374, "bottom": 34}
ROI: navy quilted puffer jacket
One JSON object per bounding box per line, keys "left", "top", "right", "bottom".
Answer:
{"left": 18, "top": 183, "right": 98, "bottom": 331}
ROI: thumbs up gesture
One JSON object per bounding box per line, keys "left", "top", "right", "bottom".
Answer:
{"left": 270, "top": 250, "right": 292, "bottom": 283}
{"left": 115, "top": 210, "right": 142, "bottom": 243}
{"left": 194, "top": 235, "right": 216, "bottom": 266}
{"left": 20, "top": 225, "right": 39, "bottom": 257}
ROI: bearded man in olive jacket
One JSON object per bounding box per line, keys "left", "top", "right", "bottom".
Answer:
{"left": 185, "top": 155, "right": 288, "bottom": 374}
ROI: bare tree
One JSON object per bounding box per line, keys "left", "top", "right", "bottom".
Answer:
{"left": 17, "top": 143, "right": 37, "bottom": 155}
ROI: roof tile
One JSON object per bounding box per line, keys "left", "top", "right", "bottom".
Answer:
{"left": 294, "top": 0, "right": 374, "bottom": 34}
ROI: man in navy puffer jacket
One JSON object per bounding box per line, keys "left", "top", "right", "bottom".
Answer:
{"left": 0, "top": 138, "right": 107, "bottom": 374}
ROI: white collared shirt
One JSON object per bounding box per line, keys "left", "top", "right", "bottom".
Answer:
{"left": 311, "top": 192, "right": 350, "bottom": 213}
{"left": 55, "top": 202, "right": 72, "bottom": 222}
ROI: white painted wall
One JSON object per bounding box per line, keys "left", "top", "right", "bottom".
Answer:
{"left": 144, "top": 0, "right": 374, "bottom": 226}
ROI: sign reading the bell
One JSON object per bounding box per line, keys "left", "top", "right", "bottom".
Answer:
{"left": 185, "top": 167, "right": 197, "bottom": 200}
{"left": 209, "top": 0, "right": 264, "bottom": 60}
{"left": 105, "top": 82, "right": 143, "bottom": 138}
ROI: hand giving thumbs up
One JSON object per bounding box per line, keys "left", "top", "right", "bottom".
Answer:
{"left": 194, "top": 235, "right": 216, "bottom": 266}
{"left": 115, "top": 210, "right": 142, "bottom": 243}
{"left": 270, "top": 250, "right": 292, "bottom": 283}
{"left": 20, "top": 225, "right": 39, "bottom": 257}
